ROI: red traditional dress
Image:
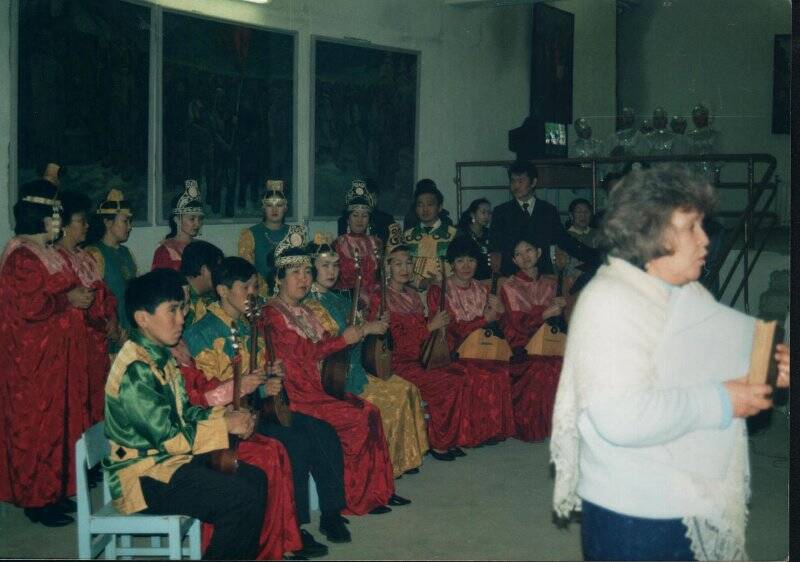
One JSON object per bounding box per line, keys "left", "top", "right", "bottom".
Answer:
{"left": 498, "top": 271, "right": 563, "bottom": 441}
{"left": 151, "top": 238, "right": 188, "bottom": 271}
{"left": 384, "top": 285, "right": 495, "bottom": 449}
{"left": 334, "top": 232, "right": 382, "bottom": 311}
{"left": 0, "top": 239, "right": 81, "bottom": 506}
{"left": 172, "top": 342, "right": 303, "bottom": 560}
{"left": 426, "top": 281, "right": 515, "bottom": 444}
{"left": 58, "top": 246, "right": 118, "bottom": 425}
{"left": 262, "top": 299, "right": 394, "bottom": 515}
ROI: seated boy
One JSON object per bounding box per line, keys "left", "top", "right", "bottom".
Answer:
{"left": 102, "top": 268, "right": 265, "bottom": 560}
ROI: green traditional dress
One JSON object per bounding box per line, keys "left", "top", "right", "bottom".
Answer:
{"left": 398, "top": 221, "right": 457, "bottom": 285}
{"left": 304, "top": 287, "right": 428, "bottom": 477}
{"left": 86, "top": 241, "right": 138, "bottom": 351}
{"left": 184, "top": 284, "right": 215, "bottom": 328}
{"left": 102, "top": 330, "right": 228, "bottom": 514}
{"left": 184, "top": 302, "right": 263, "bottom": 389}
{"left": 238, "top": 223, "right": 307, "bottom": 296}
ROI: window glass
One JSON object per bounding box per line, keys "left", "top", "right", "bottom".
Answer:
{"left": 162, "top": 12, "right": 295, "bottom": 220}
{"left": 18, "top": 0, "right": 150, "bottom": 219}
{"left": 313, "top": 40, "right": 418, "bottom": 218}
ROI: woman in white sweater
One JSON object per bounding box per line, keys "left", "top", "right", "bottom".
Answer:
{"left": 550, "top": 164, "right": 774, "bottom": 561}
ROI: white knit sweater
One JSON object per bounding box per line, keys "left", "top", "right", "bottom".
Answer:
{"left": 551, "top": 257, "right": 754, "bottom": 560}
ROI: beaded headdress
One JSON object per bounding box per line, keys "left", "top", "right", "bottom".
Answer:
{"left": 97, "top": 189, "right": 133, "bottom": 217}
{"left": 262, "top": 180, "right": 288, "bottom": 206}
{"left": 345, "top": 179, "right": 373, "bottom": 213}
{"left": 310, "top": 232, "right": 338, "bottom": 260}
{"left": 20, "top": 179, "right": 62, "bottom": 242}
{"left": 274, "top": 225, "right": 309, "bottom": 269}
{"left": 174, "top": 179, "right": 204, "bottom": 216}
{"left": 42, "top": 163, "right": 62, "bottom": 186}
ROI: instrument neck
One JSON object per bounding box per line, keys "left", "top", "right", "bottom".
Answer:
{"left": 439, "top": 258, "right": 447, "bottom": 312}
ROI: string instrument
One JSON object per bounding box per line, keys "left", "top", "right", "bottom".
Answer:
{"left": 526, "top": 264, "right": 568, "bottom": 357}
{"left": 361, "top": 247, "right": 393, "bottom": 380}
{"left": 208, "top": 323, "right": 246, "bottom": 474}
{"left": 456, "top": 271, "right": 512, "bottom": 362}
{"left": 420, "top": 257, "right": 452, "bottom": 370}
{"left": 253, "top": 295, "right": 293, "bottom": 427}
{"left": 320, "top": 250, "right": 361, "bottom": 399}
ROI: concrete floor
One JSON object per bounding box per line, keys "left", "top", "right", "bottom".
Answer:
{"left": 0, "top": 405, "right": 789, "bottom": 560}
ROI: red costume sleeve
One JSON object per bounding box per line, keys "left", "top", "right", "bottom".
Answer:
{"left": 499, "top": 287, "right": 546, "bottom": 349}
{"left": 4, "top": 248, "right": 73, "bottom": 321}
{"left": 86, "top": 280, "right": 118, "bottom": 325}
{"left": 388, "top": 310, "right": 429, "bottom": 362}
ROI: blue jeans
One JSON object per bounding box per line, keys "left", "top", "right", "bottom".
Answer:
{"left": 581, "top": 500, "right": 696, "bottom": 561}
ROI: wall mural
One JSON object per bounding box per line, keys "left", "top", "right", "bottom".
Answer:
{"left": 313, "top": 40, "right": 418, "bottom": 218}
{"left": 18, "top": 0, "right": 150, "bottom": 219}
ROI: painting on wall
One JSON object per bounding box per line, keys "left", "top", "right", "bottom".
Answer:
{"left": 771, "top": 34, "right": 789, "bottom": 134}
{"left": 531, "top": 3, "right": 574, "bottom": 125}
{"left": 313, "top": 40, "right": 418, "bottom": 218}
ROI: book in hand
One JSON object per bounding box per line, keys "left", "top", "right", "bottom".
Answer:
{"left": 746, "top": 319, "right": 778, "bottom": 388}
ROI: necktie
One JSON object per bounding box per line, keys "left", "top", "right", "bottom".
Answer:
{"left": 522, "top": 202, "right": 530, "bottom": 216}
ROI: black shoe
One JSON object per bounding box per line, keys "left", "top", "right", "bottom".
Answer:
{"left": 429, "top": 449, "right": 455, "bottom": 461}
{"left": 296, "top": 529, "right": 328, "bottom": 559}
{"left": 54, "top": 497, "right": 77, "bottom": 513}
{"left": 483, "top": 438, "right": 500, "bottom": 446}
{"left": 448, "top": 447, "right": 466, "bottom": 457}
{"left": 404, "top": 467, "right": 420, "bottom": 475}
{"left": 24, "top": 506, "right": 74, "bottom": 527}
{"left": 388, "top": 494, "right": 411, "bottom": 506}
{"left": 368, "top": 505, "right": 392, "bottom": 515}
{"left": 319, "top": 515, "right": 352, "bottom": 543}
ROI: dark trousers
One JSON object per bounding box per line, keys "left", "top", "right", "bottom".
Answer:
{"left": 581, "top": 500, "right": 696, "bottom": 561}
{"left": 258, "top": 412, "right": 345, "bottom": 524}
{"left": 140, "top": 457, "right": 266, "bottom": 561}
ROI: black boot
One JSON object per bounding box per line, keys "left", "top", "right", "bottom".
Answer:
{"left": 24, "top": 506, "right": 74, "bottom": 527}
{"left": 319, "top": 513, "right": 351, "bottom": 543}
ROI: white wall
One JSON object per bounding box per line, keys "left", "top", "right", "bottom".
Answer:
{"left": 617, "top": 0, "right": 791, "bottom": 223}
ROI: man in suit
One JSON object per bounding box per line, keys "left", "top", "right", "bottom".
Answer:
{"left": 489, "top": 160, "right": 599, "bottom": 277}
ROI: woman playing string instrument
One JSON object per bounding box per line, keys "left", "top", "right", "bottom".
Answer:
{"left": 262, "top": 244, "right": 398, "bottom": 517}
{"left": 425, "top": 236, "right": 515, "bottom": 446}
{"left": 498, "top": 234, "right": 567, "bottom": 442}
{"left": 304, "top": 235, "right": 428, "bottom": 479}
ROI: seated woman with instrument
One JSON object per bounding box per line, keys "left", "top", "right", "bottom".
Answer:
{"left": 262, "top": 244, "right": 399, "bottom": 518}
{"left": 102, "top": 269, "right": 265, "bottom": 560}
{"left": 181, "top": 257, "right": 319, "bottom": 560}
{"left": 333, "top": 181, "right": 388, "bottom": 309}
{"left": 304, "top": 235, "right": 429, "bottom": 479}
{"left": 498, "top": 235, "right": 567, "bottom": 442}
{"left": 426, "top": 236, "right": 515, "bottom": 446}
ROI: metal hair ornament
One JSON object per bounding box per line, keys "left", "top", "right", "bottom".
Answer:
{"left": 97, "top": 189, "right": 133, "bottom": 216}
{"left": 262, "top": 179, "right": 288, "bottom": 206}
{"left": 345, "top": 179, "right": 373, "bottom": 213}
{"left": 174, "top": 179, "right": 204, "bottom": 216}
{"left": 274, "top": 224, "right": 310, "bottom": 269}
{"left": 312, "top": 232, "right": 338, "bottom": 260}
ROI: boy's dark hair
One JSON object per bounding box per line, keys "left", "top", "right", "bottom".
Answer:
{"left": 446, "top": 235, "right": 483, "bottom": 264}
{"left": 59, "top": 190, "right": 92, "bottom": 224}
{"left": 125, "top": 268, "right": 186, "bottom": 328}
{"left": 507, "top": 160, "right": 539, "bottom": 181}
{"left": 413, "top": 179, "right": 443, "bottom": 206}
{"left": 180, "top": 240, "right": 224, "bottom": 278}
{"left": 212, "top": 256, "right": 257, "bottom": 291}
